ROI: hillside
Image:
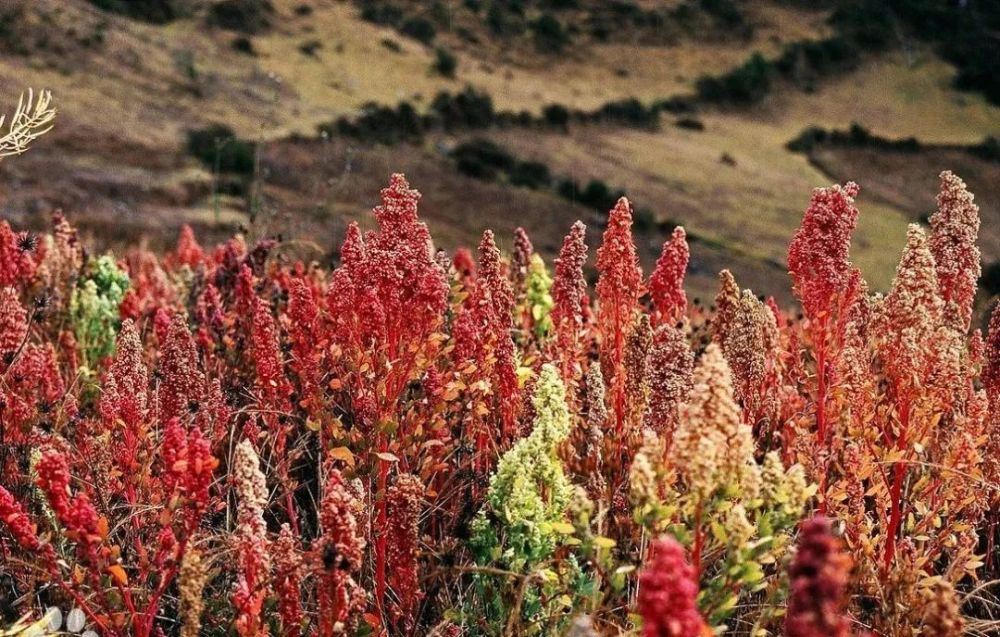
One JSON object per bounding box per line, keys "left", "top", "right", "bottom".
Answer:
{"left": 0, "top": 0, "right": 997, "bottom": 305}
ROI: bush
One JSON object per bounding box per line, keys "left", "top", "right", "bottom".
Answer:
{"left": 359, "top": 1, "right": 404, "bottom": 26}
{"left": 675, "top": 117, "right": 705, "bottom": 131}
{"left": 542, "top": 0, "right": 577, "bottom": 9}
{"left": 774, "top": 37, "right": 861, "bottom": 86}
{"left": 581, "top": 179, "right": 623, "bottom": 212}
{"left": 453, "top": 138, "right": 516, "bottom": 181}
{"left": 983, "top": 260, "right": 1000, "bottom": 296}
{"left": 542, "top": 104, "right": 570, "bottom": 130}
{"left": 786, "top": 124, "right": 922, "bottom": 153}
{"left": 434, "top": 48, "right": 457, "bottom": 78}
{"left": 696, "top": 53, "right": 772, "bottom": 104}
{"left": 700, "top": 0, "right": 745, "bottom": 29}
{"left": 532, "top": 13, "right": 569, "bottom": 53}
{"left": 509, "top": 160, "right": 551, "bottom": 189}
{"left": 786, "top": 126, "right": 828, "bottom": 153}
{"left": 829, "top": 0, "right": 895, "bottom": 51}
{"left": 970, "top": 136, "right": 1000, "bottom": 163}
{"left": 431, "top": 87, "right": 495, "bottom": 129}
{"left": 87, "top": 0, "right": 184, "bottom": 23}
{"left": 207, "top": 0, "right": 275, "bottom": 34}
{"left": 329, "top": 101, "right": 424, "bottom": 145}
{"left": 186, "top": 125, "right": 256, "bottom": 175}
{"left": 633, "top": 206, "right": 656, "bottom": 233}
{"left": 400, "top": 16, "right": 437, "bottom": 45}
{"left": 231, "top": 36, "right": 256, "bottom": 55}
{"left": 655, "top": 96, "right": 696, "bottom": 114}
{"left": 593, "top": 98, "right": 659, "bottom": 129}
{"left": 487, "top": 5, "right": 526, "bottom": 36}
{"left": 298, "top": 40, "right": 322, "bottom": 57}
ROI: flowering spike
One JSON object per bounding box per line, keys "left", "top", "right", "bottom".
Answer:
{"left": 716, "top": 288, "right": 779, "bottom": 427}
{"left": 287, "top": 277, "right": 323, "bottom": 406}
{"left": 713, "top": 269, "right": 739, "bottom": 345}
{"left": 173, "top": 224, "right": 204, "bottom": 269}
{"left": 375, "top": 173, "right": 421, "bottom": 230}
{"left": 179, "top": 546, "right": 210, "bottom": 637}
{"left": 251, "top": 294, "right": 292, "bottom": 434}
{"left": 339, "top": 222, "right": 365, "bottom": 271}
{"left": 316, "top": 469, "right": 366, "bottom": 637}
{"left": 671, "top": 343, "right": 753, "bottom": 498}
{"left": 452, "top": 247, "right": 476, "bottom": 283}
{"left": 919, "top": 580, "right": 964, "bottom": 637}
{"left": 232, "top": 440, "right": 271, "bottom": 637}
{"left": 158, "top": 313, "right": 206, "bottom": 424}
{"left": 785, "top": 517, "right": 852, "bottom": 637}
{"left": 637, "top": 536, "right": 706, "bottom": 637}
{"left": 523, "top": 253, "right": 554, "bottom": 339}
{"left": 36, "top": 448, "right": 104, "bottom": 566}
{"left": 511, "top": 226, "right": 534, "bottom": 290}
{"left": 0, "top": 286, "right": 28, "bottom": 368}
{"left": 0, "top": 485, "right": 42, "bottom": 551}
{"left": 551, "top": 221, "right": 589, "bottom": 383}
{"left": 649, "top": 226, "right": 689, "bottom": 326}
{"left": 596, "top": 197, "right": 643, "bottom": 433}
{"left": 984, "top": 303, "right": 1000, "bottom": 404}
{"left": 644, "top": 324, "right": 695, "bottom": 441}
{"left": 877, "top": 224, "right": 944, "bottom": 385}
{"left": 100, "top": 318, "right": 148, "bottom": 430}
{"left": 0, "top": 221, "right": 37, "bottom": 287}
{"left": 787, "top": 181, "right": 860, "bottom": 321}
{"left": 929, "top": 171, "right": 980, "bottom": 332}
{"left": 273, "top": 524, "right": 304, "bottom": 637}
{"left": 624, "top": 312, "right": 653, "bottom": 431}
{"left": 386, "top": 474, "right": 425, "bottom": 632}
{"left": 479, "top": 229, "right": 519, "bottom": 438}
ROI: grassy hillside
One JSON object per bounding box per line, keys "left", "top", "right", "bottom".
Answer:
{"left": 0, "top": 0, "right": 997, "bottom": 304}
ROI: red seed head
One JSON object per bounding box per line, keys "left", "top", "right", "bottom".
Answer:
{"left": 638, "top": 536, "right": 705, "bottom": 637}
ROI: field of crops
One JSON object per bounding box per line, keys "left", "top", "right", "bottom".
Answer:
{"left": 1, "top": 99, "right": 998, "bottom": 637}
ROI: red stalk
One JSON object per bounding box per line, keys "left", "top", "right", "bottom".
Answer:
{"left": 882, "top": 398, "right": 910, "bottom": 578}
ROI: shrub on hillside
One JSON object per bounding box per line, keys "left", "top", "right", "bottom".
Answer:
{"left": 87, "top": 0, "right": 188, "bottom": 23}
{"left": 591, "top": 98, "right": 659, "bottom": 129}
{"left": 531, "top": 13, "right": 570, "bottom": 53}
{"left": 400, "top": 16, "right": 437, "bottom": 45}
{"left": 327, "top": 101, "right": 424, "bottom": 145}
{"left": 453, "top": 138, "right": 516, "bottom": 180}
{"left": 206, "top": 0, "right": 275, "bottom": 34}
{"left": 487, "top": 4, "right": 526, "bottom": 36}
{"left": 185, "top": 124, "right": 256, "bottom": 175}
{"left": 508, "top": 160, "right": 551, "bottom": 189}
{"left": 542, "top": 103, "right": 570, "bottom": 130}
{"left": 431, "top": 87, "right": 496, "bottom": 129}
{"left": 359, "top": 0, "right": 404, "bottom": 26}
{"left": 434, "top": 47, "right": 457, "bottom": 78}
{"left": 984, "top": 261, "right": 1000, "bottom": 296}
{"left": 696, "top": 52, "right": 772, "bottom": 104}
{"left": 971, "top": 136, "right": 1000, "bottom": 163}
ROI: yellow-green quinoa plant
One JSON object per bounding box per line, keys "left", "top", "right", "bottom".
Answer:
{"left": 523, "top": 253, "right": 554, "bottom": 340}
{"left": 69, "top": 254, "right": 129, "bottom": 368}
{"left": 467, "top": 364, "right": 587, "bottom": 634}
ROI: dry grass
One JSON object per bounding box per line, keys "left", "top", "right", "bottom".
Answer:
{"left": 0, "top": 1, "right": 996, "bottom": 302}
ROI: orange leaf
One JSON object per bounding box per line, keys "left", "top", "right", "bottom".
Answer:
{"left": 363, "top": 613, "right": 381, "bottom": 629}
{"left": 107, "top": 564, "right": 128, "bottom": 587}
{"left": 329, "top": 446, "right": 356, "bottom": 468}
